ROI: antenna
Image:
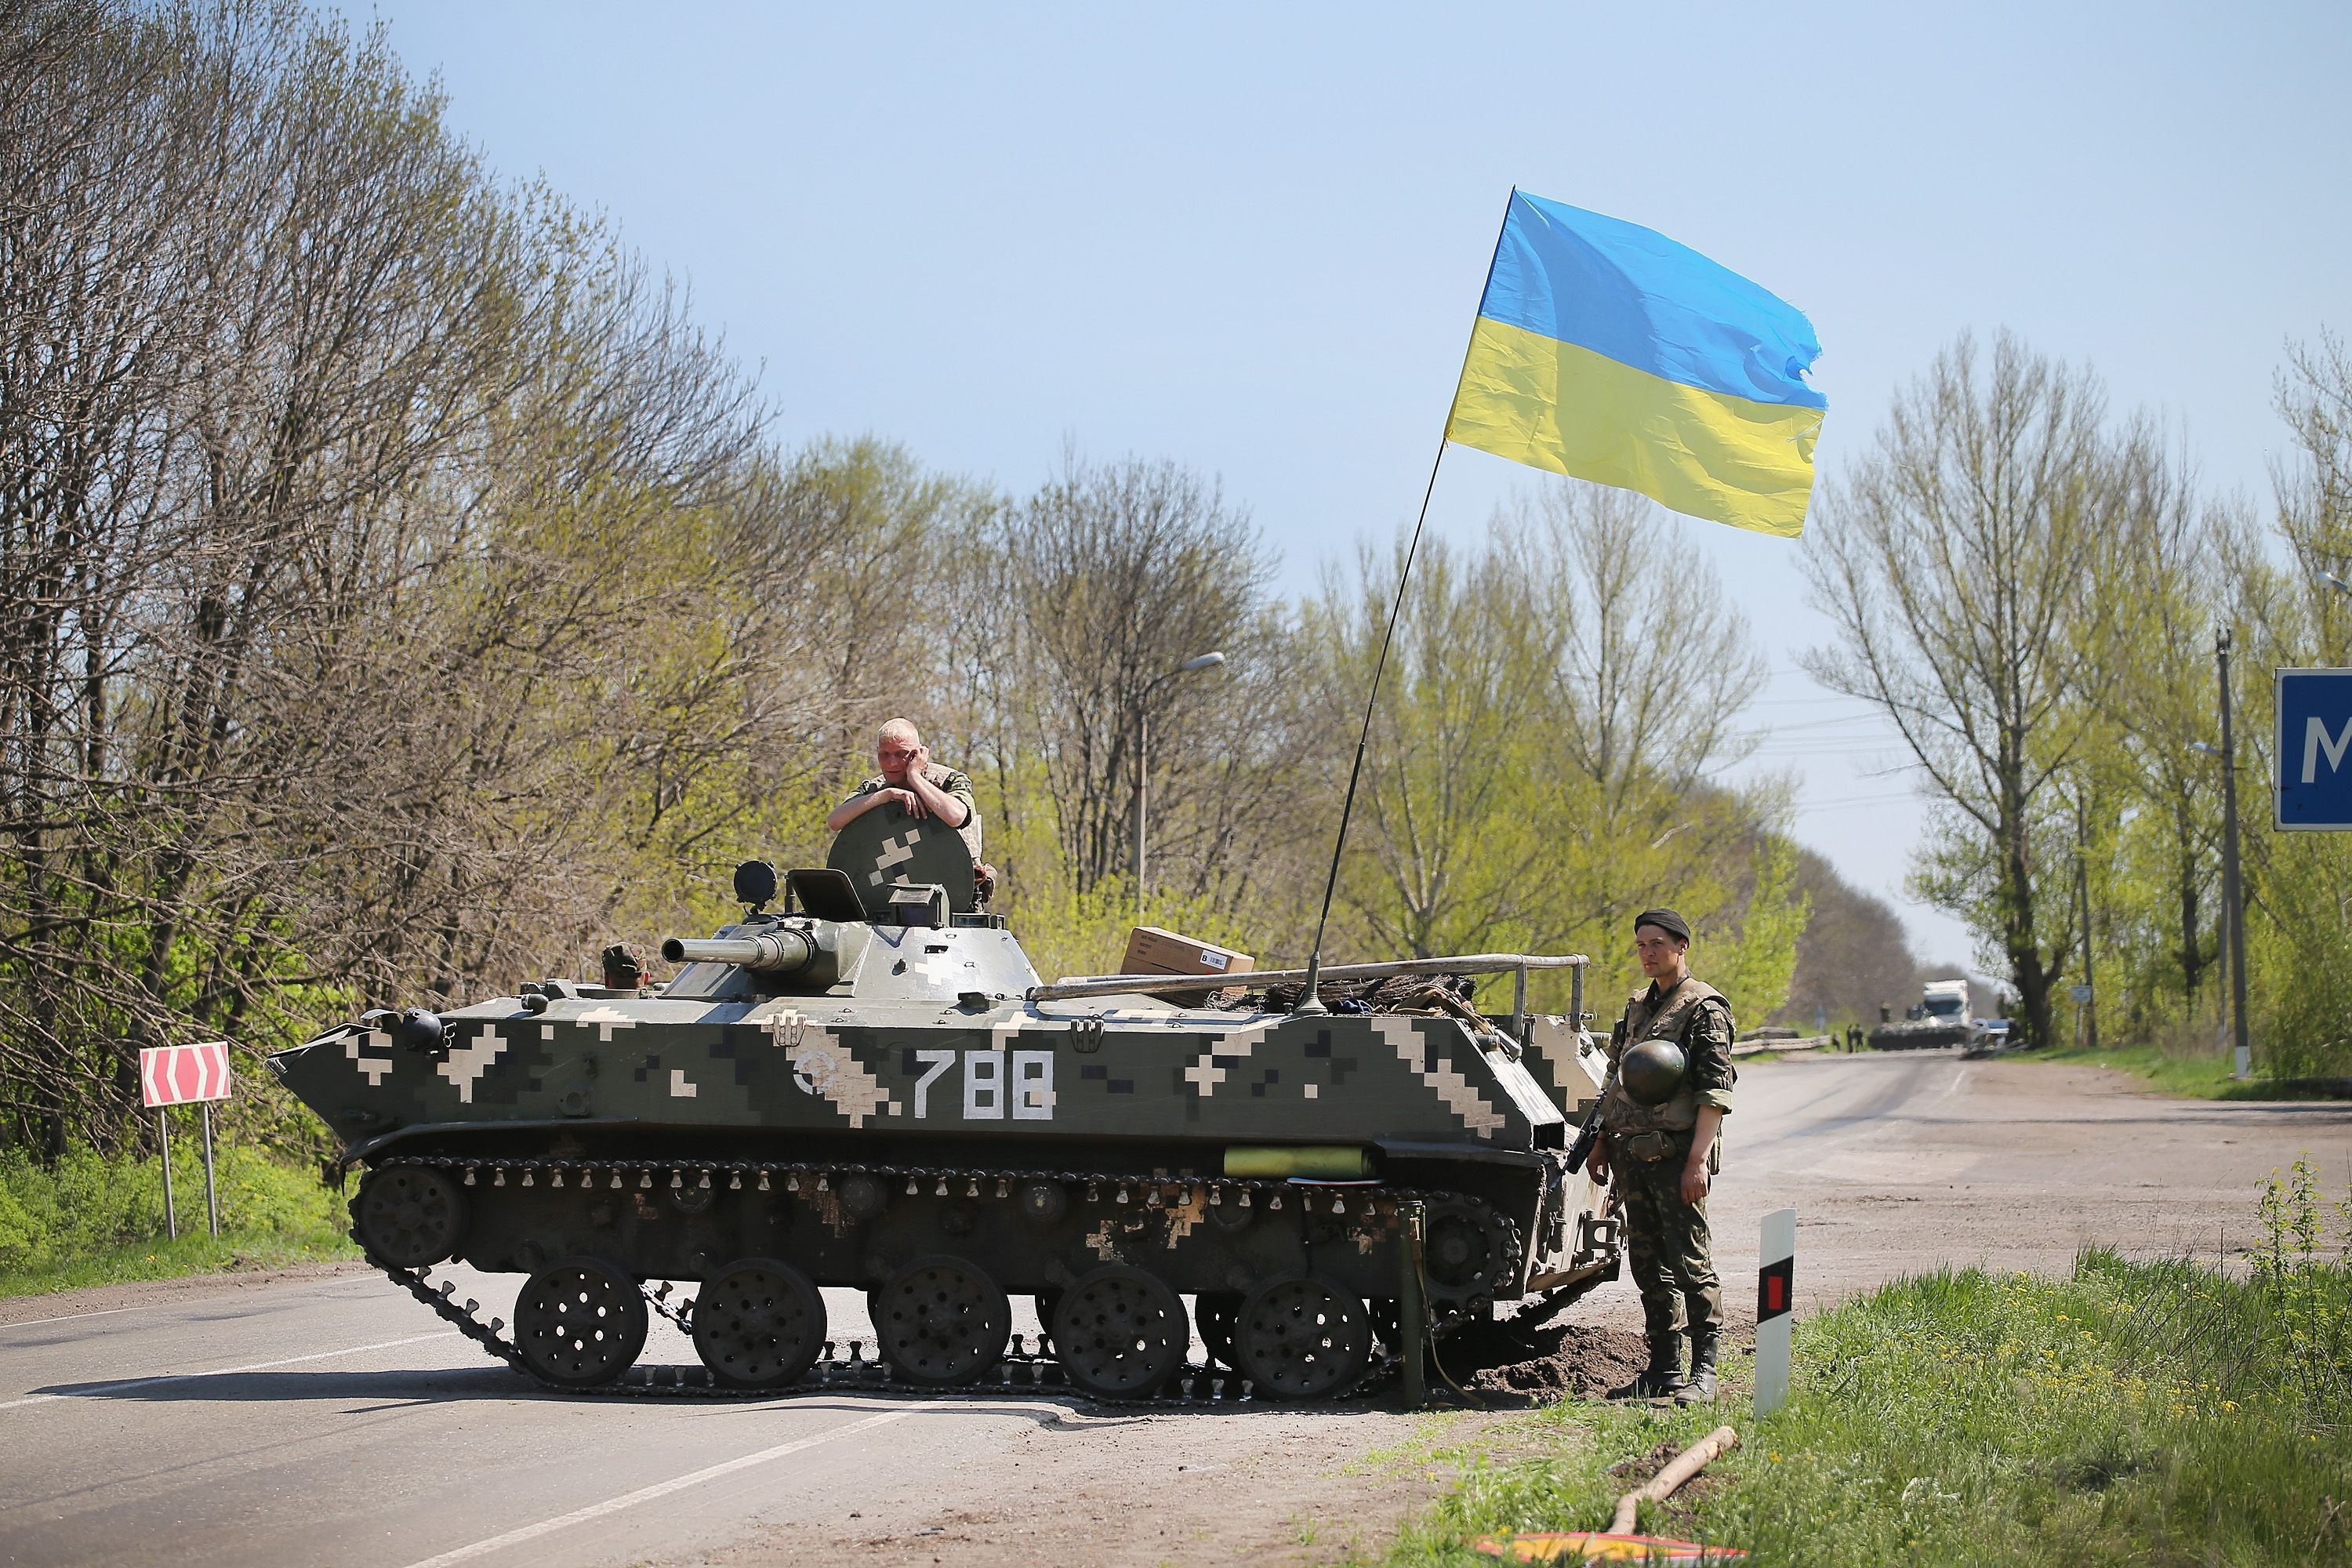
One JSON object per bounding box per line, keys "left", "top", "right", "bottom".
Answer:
{"left": 1294, "top": 193, "right": 1515, "bottom": 1014}
{"left": 1294, "top": 448, "right": 1448, "bottom": 1014}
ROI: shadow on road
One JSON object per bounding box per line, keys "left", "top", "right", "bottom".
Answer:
{"left": 31, "top": 1365, "right": 1316, "bottom": 1425}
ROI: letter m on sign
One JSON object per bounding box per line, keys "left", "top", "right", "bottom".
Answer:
{"left": 2277, "top": 670, "right": 2352, "bottom": 829}
{"left": 2307, "top": 716, "right": 2352, "bottom": 783}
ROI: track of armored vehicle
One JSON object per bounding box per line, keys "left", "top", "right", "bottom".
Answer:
{"left": 274, "top": 810, "right": 1620, "bottom": 1404}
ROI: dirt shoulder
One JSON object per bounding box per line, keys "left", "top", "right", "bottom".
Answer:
{"left": 689, "top": 1403, "right": 1504, "bottom": 1568}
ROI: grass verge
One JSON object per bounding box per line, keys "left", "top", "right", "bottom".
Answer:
{"left": 1360, "top": 1241, "right": 2352, "bottom": 1563}
{"left": 0, "top": 1141, "right": 357, "bottom": 1299}
{"left": 2018, "top": 1041, "right": 2350, "bottom": 1100}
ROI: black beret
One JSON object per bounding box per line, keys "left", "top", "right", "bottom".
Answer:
{"left": 1632, "top": 908, "right": 1691, "bottom": 943}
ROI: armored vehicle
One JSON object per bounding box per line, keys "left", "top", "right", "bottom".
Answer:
{"left": 1869, "top": 977, "right": 1973, "bottom": 1051}
{"left": 272, "top": 807, "right": 1620, "bottom": 1399}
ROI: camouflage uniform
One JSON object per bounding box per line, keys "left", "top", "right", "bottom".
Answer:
{"left": 844, "top": 763, "right": 982, "bottom": 865}
{"left": 1601, "top": 975, "right": 1736, "bottom": 1347}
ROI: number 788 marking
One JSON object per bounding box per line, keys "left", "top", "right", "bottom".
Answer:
{"left": 912, "top": 1049, "right": 1054, "bottom": 1120}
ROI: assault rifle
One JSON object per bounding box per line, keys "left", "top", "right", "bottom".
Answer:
{"left": 1563, "top": 1058, "right": 1617, "bottom": 1175}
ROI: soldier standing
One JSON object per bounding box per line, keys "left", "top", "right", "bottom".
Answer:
{"left": 1588, "top": 907, "right": 1736, "bottom": 1403}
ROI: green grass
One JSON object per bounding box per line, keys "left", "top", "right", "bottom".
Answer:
{"left": 1355, "top": 1240, "right": 2352, "bottom": 1565}
{"left": 2021, "top": 1041, "right": 2349, "bottom": 1100}
{"left": 0, "top": 1140, "right": 357, "bottom": 1299}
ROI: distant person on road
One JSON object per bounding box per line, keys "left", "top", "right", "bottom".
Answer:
{"left": 825, "top": 718, "right": 987, "bottom": 877}
{"left": 1588, "top": 907, "right": 1737, "bottom": 1404}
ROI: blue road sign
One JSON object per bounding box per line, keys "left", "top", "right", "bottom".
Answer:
{"left": 2275, "top": 669, "right": 2352, "bottom": 829}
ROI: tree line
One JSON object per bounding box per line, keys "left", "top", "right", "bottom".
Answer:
{"left": 2, "top": 0, "right": 1891, "bottom": 1161}
{"left": 1806, "top": 330, "right": 2352, "bottom": 1074}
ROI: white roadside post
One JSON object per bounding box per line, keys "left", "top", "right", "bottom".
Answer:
{"left": 1755, "top": 1207, "right": 1796, "bottom": 1415}
{"left": 140, "top": 1041, "right": 234, "bottom": 1240}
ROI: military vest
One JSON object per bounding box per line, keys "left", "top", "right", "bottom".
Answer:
{"left": 1600, "top": 975, "right": 1726, "bottom": 1137}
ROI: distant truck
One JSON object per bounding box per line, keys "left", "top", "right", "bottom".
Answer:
{"left": 1869, "top": 978, "right": 1973, "bottom": 1051}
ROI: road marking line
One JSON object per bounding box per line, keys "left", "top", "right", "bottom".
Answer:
{"left": 397, "top": 1404, "right": 942, "bottom": 1568}
{"left": 0, "top": 1304, "right": 151, "bottom": 1331}
{"left": 0, "top": 1331, "right": 456, "bottom": 1410}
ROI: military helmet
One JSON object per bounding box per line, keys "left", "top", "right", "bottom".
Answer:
{"left": 1619, "top": 1038, "right": 1686, "bottom": 1105}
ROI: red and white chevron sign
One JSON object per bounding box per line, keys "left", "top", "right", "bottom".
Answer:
{"left": 140, "top": 1041, "right": 233, "bottom": 1109}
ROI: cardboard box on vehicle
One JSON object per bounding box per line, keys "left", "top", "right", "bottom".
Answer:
{"left": 1119, "top": 926, "right": 1255, "bottom": 981}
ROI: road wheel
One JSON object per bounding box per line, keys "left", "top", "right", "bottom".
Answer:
{"left": 692, "top": 1258, "right": 826, "bottom": 1389}
{"left": 1051, "top": 1266, "right": 1186, "bottom": 1399}
{"left": 1422, "top": 1200, "right": 1511, "bottom": 1303}
{"left": 354, "top": 1166, "right": 466, "bottom": 1267}
{"left": 873, "top": 1256, "right": 1010, "bottom": 1387}
{"left": 514, "top": 1257, "right": 648, "bottom": 1389}
{"left": 1233, "top": 1274, "right": 1370, "bottom": 1400}
{"left": 1193, "top": 1291, "right": 1241, "bottom": 1367}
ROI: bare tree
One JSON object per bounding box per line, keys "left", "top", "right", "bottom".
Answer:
{"left": 1000, "top": 450, "right": 1278, "bottom": 897}
{"left": 0, "top": 1, "right": 853, "bottom": 1156}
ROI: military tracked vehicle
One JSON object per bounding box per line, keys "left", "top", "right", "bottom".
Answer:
{"left": 1869, "top": 977, "right": 1973, "bottom": 1051}
{"left": 272, "top": 805, "right": 1620, "bottom": 1400}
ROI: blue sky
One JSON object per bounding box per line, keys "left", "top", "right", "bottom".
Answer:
{"left": 363, "top": 2, "right": 2349, "bottom": 969}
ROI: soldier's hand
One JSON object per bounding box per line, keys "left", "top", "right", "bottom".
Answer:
{"left": 887, "top": 786, "right": 926, "bottom": 818}
{"left": 1586, "top": 1144, "right": 1608, "bottom": 1185}
{"left": 1679, "top": 1161, "right": 1711, "bottom": 1204}
{"left": 909, "top": 742, "right": 931, "bottom": 772}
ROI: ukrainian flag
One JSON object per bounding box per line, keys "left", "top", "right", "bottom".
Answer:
{"left": 1444, "top": 191, "right": 1826, "bottom": 538}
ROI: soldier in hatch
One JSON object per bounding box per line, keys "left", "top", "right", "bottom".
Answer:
{"left": 1586, "top": 907, "right": 1736, "bottom": 1403}
{"left": 825, "top": 719, "right": 989, "bottom": 893}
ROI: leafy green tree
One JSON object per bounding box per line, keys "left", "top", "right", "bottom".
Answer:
{"left": 1308, "top": 483, "right": 1801, "bottom": 1018}
{"left": 1803, "top": 333, "right": 2124, "bottom": 1047}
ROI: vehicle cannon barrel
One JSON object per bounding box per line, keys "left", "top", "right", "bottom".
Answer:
{"left": 661, "top": 930, "right": 819, "bottom": 973}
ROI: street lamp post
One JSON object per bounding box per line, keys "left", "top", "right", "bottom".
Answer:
{"left": 1134, "top": 652, "right": 1225, "bottom": 917}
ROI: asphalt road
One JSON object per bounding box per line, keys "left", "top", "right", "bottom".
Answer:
{"left": 4, "top": 1051, "right": 2347, "bottom": 1568}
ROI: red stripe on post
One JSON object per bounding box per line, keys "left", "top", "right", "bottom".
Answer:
{"left": 1758, "top": 1256, "right": 1795, "bottom": 1322}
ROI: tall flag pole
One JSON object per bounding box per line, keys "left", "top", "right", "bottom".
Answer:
{"left": 1296, "top": 192, "right": 1825, "bottom": 1006}
{"left": 1293, "top": 195, "right": 1515, "bottom": 1014}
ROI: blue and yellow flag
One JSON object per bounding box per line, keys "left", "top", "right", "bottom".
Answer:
{"left": 1444, "top": 191, "right": 1825, "bottom": 538}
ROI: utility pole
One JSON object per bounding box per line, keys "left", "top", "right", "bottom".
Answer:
{"left": 2074, "top": 789, "right": 2097, "bottom": 1053}
{"left": 2216, "top": 627, "right": 2252, "bottom": 1080}
{"left": 1134, "top": 705, "right": 1148, "bottom": 916}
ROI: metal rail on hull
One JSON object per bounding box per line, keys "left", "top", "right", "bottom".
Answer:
{"left": 1027, "top": 953, "right": 1592, "bottom": 1039}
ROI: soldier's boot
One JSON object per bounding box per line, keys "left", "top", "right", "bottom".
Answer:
{"left": 1610, "top": 1333, "right": 1685, "bottom": 1399}
{"left": 1675, "top": 1328, "right": 1719, "bottom": 1404}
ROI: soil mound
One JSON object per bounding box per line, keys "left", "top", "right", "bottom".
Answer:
{"left": 1439, "top": 1317, "right": 1652, "bottom": 1401}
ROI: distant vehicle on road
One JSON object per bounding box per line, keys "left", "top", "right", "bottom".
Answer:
{"left": 1969, "top": 1017, "right": 2011, "bottom": 1048}
{"left": 1870, "top": 978, "right": 1973, "bottom": 1051}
